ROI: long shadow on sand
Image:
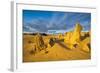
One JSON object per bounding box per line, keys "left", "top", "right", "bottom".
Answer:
{"left": 55, "top": 40, "right": 71, "bottom": 50}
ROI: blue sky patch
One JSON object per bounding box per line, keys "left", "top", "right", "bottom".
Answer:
{"left": 23, "top": 10, "right": 91, "bottom": 33}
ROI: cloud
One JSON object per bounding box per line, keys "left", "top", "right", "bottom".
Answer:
{"left": 23, "top": 25, "right": 38, "bottom": 32}
{"left": 47, "top": 13, "right": 59, "bottom": 28}
{"left": 23, "top": 11, "right": 91, "bottom": 33}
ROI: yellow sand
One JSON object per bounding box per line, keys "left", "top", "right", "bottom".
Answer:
{"left": 23, "top": 23, "right": 91, "bottom": 62}
{"left": 23, "top": 33, "right": 91, "bottom": 62}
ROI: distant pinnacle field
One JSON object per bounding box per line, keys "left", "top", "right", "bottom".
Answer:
{"left": 23, "top": 23, "right": 91, "bottom": 62}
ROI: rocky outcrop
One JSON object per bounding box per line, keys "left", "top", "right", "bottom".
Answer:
{"left": 35, "top": 33, "right": 47, "bottom": 52}
{"left": 64, "top": 23, "right": 90, "bottom": 52}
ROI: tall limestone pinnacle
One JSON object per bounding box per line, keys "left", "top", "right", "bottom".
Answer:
{"left": 64, "top": 23, "right": 82, "bottom": 44}
{"left": 64, "top": 23, "right": 83, "bottom": 49}
{"left": 64, "top": 23, "right": 90, "bottom": 52}
{"left": 35, "top": 33, "right": 47, "bottom": 52}
{"left": 70, "top": 23, "right": 82, "bottom": 44}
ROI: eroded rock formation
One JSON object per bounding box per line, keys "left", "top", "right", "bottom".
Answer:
{"left": 64, "top": 23, "right": 90, "bottom": 52}
{"left": 35, "top": 33, "right": 47, "bottom": 52}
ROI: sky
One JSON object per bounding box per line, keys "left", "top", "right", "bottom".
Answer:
{"left": 23, "top": 10, "right": 91, "bottom": 33}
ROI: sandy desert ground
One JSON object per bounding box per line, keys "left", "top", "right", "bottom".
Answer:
{"left": 23, "top": 24, "right": 91, "bottom": 62}
{"left": 23, "top": 33, "right": 91, "bottom": 62}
